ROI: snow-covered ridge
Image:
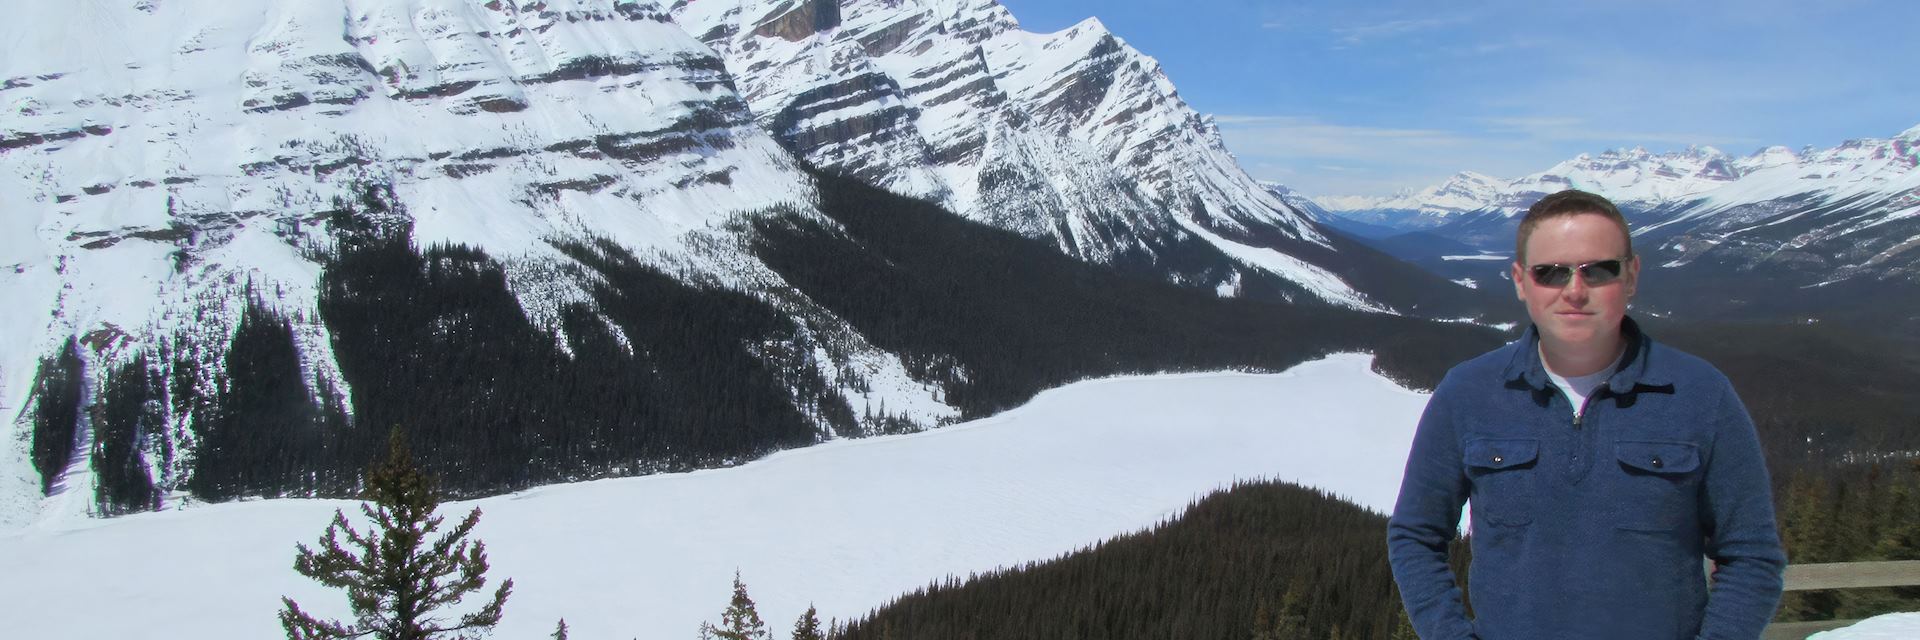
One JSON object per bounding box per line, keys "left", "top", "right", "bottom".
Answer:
{"left": 1509, "top": 145, "right": 1742, "bottom": 206}
{"left": 668, "top": 0, "right": 1368, "bottom": 306}
{"left": 1310, "top": 124, "right": 1920, "bottom": 295}
{"left": 1315, "top": 145, "right": 1749, "bottom": 224}
{"left": 1317, "top": 130, "right": 1917, "bottom": 224}
{"left": 1317, "top": 171, "right": 1510, "bottom": 216}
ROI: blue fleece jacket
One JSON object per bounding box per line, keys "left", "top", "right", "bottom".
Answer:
{"left": 1387, "top": 318, "right": 1785, "bottom": 640}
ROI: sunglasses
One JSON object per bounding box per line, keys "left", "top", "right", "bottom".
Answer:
{"left": 1526, "top": 258, "right": 1629, "bottom": 287}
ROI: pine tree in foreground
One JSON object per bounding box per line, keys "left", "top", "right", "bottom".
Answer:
{"left": 279, "top": 431, "right": 513, "bottom": 640}
{"left": 791, "top": 605, "right": 824, "bottom": 640}
{"left": 702, "top": 571, "right": 771, "bottom": 640}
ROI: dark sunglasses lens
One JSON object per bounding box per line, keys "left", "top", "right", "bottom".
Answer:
{"left": 1530, "top": 260, "right": 1625, "bottom": 287}
{"left": 1530, "top": 264, "right": 1573, "bottom": 286}
{"left": 1579, "top": 260, "right": 1623, "bottom": 285}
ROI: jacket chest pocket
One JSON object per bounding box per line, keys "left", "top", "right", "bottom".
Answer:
{"left": 1613, "top": 440, "right": 1702, "bottom": 532}
{"left": 1465, "top": 438, "right": 1540, "bottom": 527}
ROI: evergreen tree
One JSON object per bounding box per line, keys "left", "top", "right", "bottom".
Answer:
{"left": 1270, "top": 579, "right": 1308, "bottom": 639}
{"left": 1777, "top": 472, "right": 1837, "bottom": 619}
{"left": 279, "top": 431, "right": 513, "bottom": 640}
{"left": 1389, "top": 607, "right": 1418, "bottom": 640}
{"left": 1248, "top": 603, "right": 1275, "bottom": 640}
{"left": 94, "top": 354, "right": 161, "bottom": 515}
{"left": 1879, "top": 465, "right": 1920, "bottom": 562}
{"left": 550, "top": 619, "right": 568, "bottom": 640}
{"left": 705, "top": 571, "right": 770, "bottom": 640}
{"left": 792, "top": 605, "right": 824, "bottom": 640}
{"left": 30, "top": 337, "right": 85, "bottom": 495}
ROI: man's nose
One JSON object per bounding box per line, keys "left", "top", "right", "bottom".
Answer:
{"left": 1561, "top": 273, "right": 1590, "bottom": 303}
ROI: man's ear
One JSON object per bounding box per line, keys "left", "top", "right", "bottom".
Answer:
{"left": 1511, "top": 260, "right": 1527, "bottom": 301}
{"left": 1626, "top": 255, "right": 1641, "bottom": 298}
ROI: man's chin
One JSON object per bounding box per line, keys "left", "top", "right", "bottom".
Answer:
{"left": 1540, "top": 319, "right": 1620, "bottom": 346}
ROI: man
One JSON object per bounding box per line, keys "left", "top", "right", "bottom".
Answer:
{"left": 1386, "top": 190, "right": 1785, "bottom": 639}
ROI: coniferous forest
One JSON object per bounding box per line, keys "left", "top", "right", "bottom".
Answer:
{"left": 223, "top": 187, "right": 836, "bottom": 498}
{"left": 834, "top": 479, "right": 1440, "bottom": 640}
{"left": 30, "top": 173, "right": 1505, "bottom": 505}
{"left": 1649, "top": 320, "right": 1920, "bottom": 623}
{"left": 187, "top": 293, "right": 353, "bottom": 500}
{"left": 751, "top": 169, "right": 1504, "bottom": 419}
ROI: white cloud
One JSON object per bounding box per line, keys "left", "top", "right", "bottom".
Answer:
{"left": 1211, "top": 115, "right": 1515, "bottom": 197}
{"left": 1209, "top": 109, "right": 1779, "bottom": 198}
{"left": 1480, "top": 116, "right": 1758, "bottom": 148}
{"left": 1212, "top": 115, "right": 1479, "bottom": 164}
{"left": 1445, "top": 37, "right": 1546, "bottom": 57}
{"left": 1332, "top": 16, "right": 1467, "bottom": 45}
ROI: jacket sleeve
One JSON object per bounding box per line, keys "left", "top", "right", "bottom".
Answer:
{"left": 1388, "top": 381, "right": 1480, "bottom": 640}
{"left": 1694, "top": 380, "right": 1787, "bottom": 640}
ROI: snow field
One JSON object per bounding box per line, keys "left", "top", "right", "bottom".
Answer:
{"left": 0, "top": 353, "right": 1430, "bottom": 640}
{"left": 1809, "top": 612, "right": 1920, "bottom": 639}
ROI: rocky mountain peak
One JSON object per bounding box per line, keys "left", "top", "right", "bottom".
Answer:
{"left": 749, "top": 0, "right": 844, "bottom": 41}
{"left": 1434, "top": 171, "right": 1503, "bottom": 194}
{"left": 670, "top": 0, "right": 1349, "bottom": 304}
{"left": 1719, "top": 146, "right": 1793, "bottom": 176}
{"left": 1685, "top": 144, "right": 1726, "bottom": 159}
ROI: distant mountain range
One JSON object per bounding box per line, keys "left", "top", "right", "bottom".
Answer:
{"left": 1312, "top": 126, "right": 1920, "bottom": 325}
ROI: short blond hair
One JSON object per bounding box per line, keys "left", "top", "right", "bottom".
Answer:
{"left": 1516, "top": 189, "right": 1633, "bottom": 264}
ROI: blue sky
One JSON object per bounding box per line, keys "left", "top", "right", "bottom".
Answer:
{"left": 996, "top": 0, "right": 1920, "bottom": 197}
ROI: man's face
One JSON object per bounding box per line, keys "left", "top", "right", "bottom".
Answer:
{"left": 1512, "top": 212, "right": 1639, "bottom": 350}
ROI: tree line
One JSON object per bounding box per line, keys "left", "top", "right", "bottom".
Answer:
{"left": 34, "top": 171, "right": 1504, "bottom": 508}
{"left": 1773, "top": 459, "right": 1920, "bottom": 624}
{"left": 750, "top": 168, "right": 1503, "bottom": 419}
{"left": 833, "top": 479, "right": 1422, "bottom": 640}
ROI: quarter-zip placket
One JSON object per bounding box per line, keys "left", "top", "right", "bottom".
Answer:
{"left": 1568, "top": 389, "right": 1602, "bottom": 484}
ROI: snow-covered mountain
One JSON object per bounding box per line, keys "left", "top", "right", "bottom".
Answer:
{"left": 1317, "top": 146, "right": 1746, "bottom": 227}
{"left": 0, "top": 0, "right": 1504, "bottom": 527}
{"left": 1630, "top": 125, "right": 1920, "bottom": 321}
{"left": 668, "top": 0, "right": 1337, "bottom": 278}
{"left": 1509, "top": 145, "right": 1744, "bottom": 208}
{"left": 0, "top": 0, "right": 940, "bottom": 526}
{"left": 1313, "top": 126, "right": 1920, "bottom": 322}
{"left": 1315, "top": 170, "right": 1512, "bottom": 229}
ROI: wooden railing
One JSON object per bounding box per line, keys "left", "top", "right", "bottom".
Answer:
{"left": 1759, "top": 560, "right": 1920, "bottom": 640}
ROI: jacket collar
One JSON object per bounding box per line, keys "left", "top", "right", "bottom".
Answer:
{"left": 1504, "top": 316, "right": 1665, "bottom": 394}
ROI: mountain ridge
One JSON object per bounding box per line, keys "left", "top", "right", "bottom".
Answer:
{"left": 1309, "top": 124, "right": 1920, "bottom": 324}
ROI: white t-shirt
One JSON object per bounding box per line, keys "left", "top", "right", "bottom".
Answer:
{"left": 1543, "top": 348, "right": 1625, "bottom": 417}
